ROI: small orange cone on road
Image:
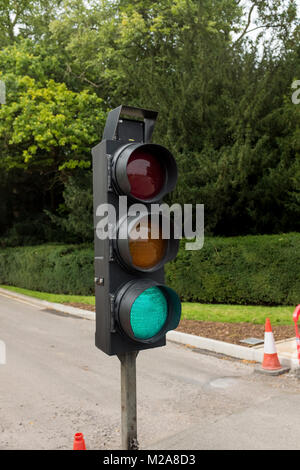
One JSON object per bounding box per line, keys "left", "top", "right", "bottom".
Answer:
{"left": 256, "top": 318, "right": 289, "bottom": 376}
{"left": 262, "top": 318, "right": 282, "bottom": 370}
{"left": 73, "top": 433, "right": 86, "bottom": 450}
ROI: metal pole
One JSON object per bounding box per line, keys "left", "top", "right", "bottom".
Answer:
{"left": 117, "top": 351, "right": 139, "bottom": 450}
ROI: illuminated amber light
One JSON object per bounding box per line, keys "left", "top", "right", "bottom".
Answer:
{"left": 129, "top": 219, "right": 166, "bottom": 269}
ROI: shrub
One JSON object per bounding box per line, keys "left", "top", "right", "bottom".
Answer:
{"left": 0, "top": 244, "right": 94, "bottom": 295}
{"left": 166, "top": 233, "right": 300, "bottom": 305}
{"left": 0, "top": 233, "right": 299, "bottom": 305}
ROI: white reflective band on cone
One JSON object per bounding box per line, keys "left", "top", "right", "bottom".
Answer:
{"left": 264, "top": 331, "right": 277, "bottom": 354}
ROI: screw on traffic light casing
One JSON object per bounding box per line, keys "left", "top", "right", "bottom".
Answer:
{"left": 92, "top": 105, "right": 181, "bottom": 356}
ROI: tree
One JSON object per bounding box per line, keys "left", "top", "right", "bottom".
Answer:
{"left": 0, "top": 0, "right": 63, "bottom": 46}
{"left": 0, "top": 74, "right": 105, "bottom": 171}
{"left": 1, "top": 0, "right": 299, "bottom": 240}
{"left": 0, "top": 43, "right": 106, "bottom": 238}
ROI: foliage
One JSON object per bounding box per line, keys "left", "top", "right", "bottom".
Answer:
{"left": 0, "top": 0, "right": 299, "bottom": 239}
{"left": 0, "top": 244, "right": 94, "bottom": 295}
{"left": 0, "top": 42, "right": 106, "bottom": 237}
{"left": 0, "top": 234, "right": 299, "bottom": 305}
{"left": 0, "top": 1, "right": 63, "bottom": 46}
{"left": 0, "top": 73, "right": 105, "bottom": 173}
{"left": 46, "top": 171, "right": 94, "bottom": 242}
{"left": 167, "top": 233, "right": 300, "bottom": 305}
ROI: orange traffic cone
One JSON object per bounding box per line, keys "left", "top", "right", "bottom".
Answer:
{"left": 256, "top": 318, "right": 289, "bottom": 375}
{"left": 262, "top": 318, "right": 282, "bottom": 370}
{"left": 73, "top": 433, "right": 86, "bottom": 450}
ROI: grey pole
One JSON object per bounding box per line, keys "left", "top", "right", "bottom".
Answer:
{"left": 117, "top": 351, "right": 139, "bottom": 450}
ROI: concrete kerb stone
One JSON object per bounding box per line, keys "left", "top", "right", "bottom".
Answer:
{"left": 166, "top": 330, "right": 264, "bottom": 363}
{"left": 0, "top": 287, "right": 95, "bottom": 321}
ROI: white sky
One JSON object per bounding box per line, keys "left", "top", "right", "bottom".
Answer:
{"left": 232, "top": 0, "right": 299, "bottom": 45}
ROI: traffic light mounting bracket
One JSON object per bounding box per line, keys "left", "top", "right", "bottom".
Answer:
{"left": 102, "top": 105, "right": 158, "bottom": 143}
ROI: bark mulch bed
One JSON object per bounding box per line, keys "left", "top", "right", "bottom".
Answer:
{"left": 65, "top": 303, "right": 295, "bottom": 346}
{"left": 177, "top": 319, "right": 295, "bottom": 346}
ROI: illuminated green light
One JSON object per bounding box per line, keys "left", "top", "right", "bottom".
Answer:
{"left": 130, "top": 287, "right": 168, "bottom": 340}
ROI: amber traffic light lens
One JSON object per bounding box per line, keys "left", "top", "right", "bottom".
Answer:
{"left": 127, "top": 150, "right": 165, "bottom": 200}
{"left": 129, "top": 218, "right": 166, "bottom": 269}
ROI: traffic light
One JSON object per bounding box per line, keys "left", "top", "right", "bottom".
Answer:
{"left": 92, "top": 105, "right": 181, "bottom": 356}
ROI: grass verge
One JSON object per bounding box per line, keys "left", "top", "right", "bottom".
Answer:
{"left": 0, "top": 285, "right": 295, "bottom": 326}
{"left": 0, "top": 285, "right": 95, "bottom": 306}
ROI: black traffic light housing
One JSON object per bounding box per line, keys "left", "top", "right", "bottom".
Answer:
{"left": 92, "top": 105, "right": 181, "bottom": 356}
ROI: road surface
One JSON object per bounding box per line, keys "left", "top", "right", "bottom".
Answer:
{"left": 0, "top": 293, "right": 300, "bottom": 450}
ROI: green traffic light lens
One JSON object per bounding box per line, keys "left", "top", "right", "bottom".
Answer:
{"left": 130, "top": 287, "right": 168, "bottom": 340}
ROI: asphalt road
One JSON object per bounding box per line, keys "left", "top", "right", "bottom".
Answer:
{"left": 1, "top": 293, "right": 300, "bottom": 450}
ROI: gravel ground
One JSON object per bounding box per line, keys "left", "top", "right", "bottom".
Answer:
{"left": 65, "top": 303, "right": 295, "bottom": 346}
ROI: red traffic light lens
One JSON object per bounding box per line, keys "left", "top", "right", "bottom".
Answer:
{"left": 127, "top": 150, "right": 165, "bottom": 200}
{"left": 114, "top": 143, "right": 177, "bottom": 203}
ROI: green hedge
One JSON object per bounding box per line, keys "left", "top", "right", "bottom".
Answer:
{"left": 0, "top": 244, "right": 94, "bottom": 295}
{"left": 0, "top": 234, "right": 299, "bottom": 304}
{"left": 167, "top": 234, "right": 300, "bottom": 305}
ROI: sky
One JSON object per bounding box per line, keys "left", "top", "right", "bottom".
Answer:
{"left": 232, "top": 0, "right": 299, "bottom": 44}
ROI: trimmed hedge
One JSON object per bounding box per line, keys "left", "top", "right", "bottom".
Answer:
{"left": 167, "top": 233, "right": 300, "bottom": 305}
{"left": 0, "top": 244, "right": 94, "bottom": 295}
{"left": 0, "top": 233, "right": 299, "bottom": 305}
